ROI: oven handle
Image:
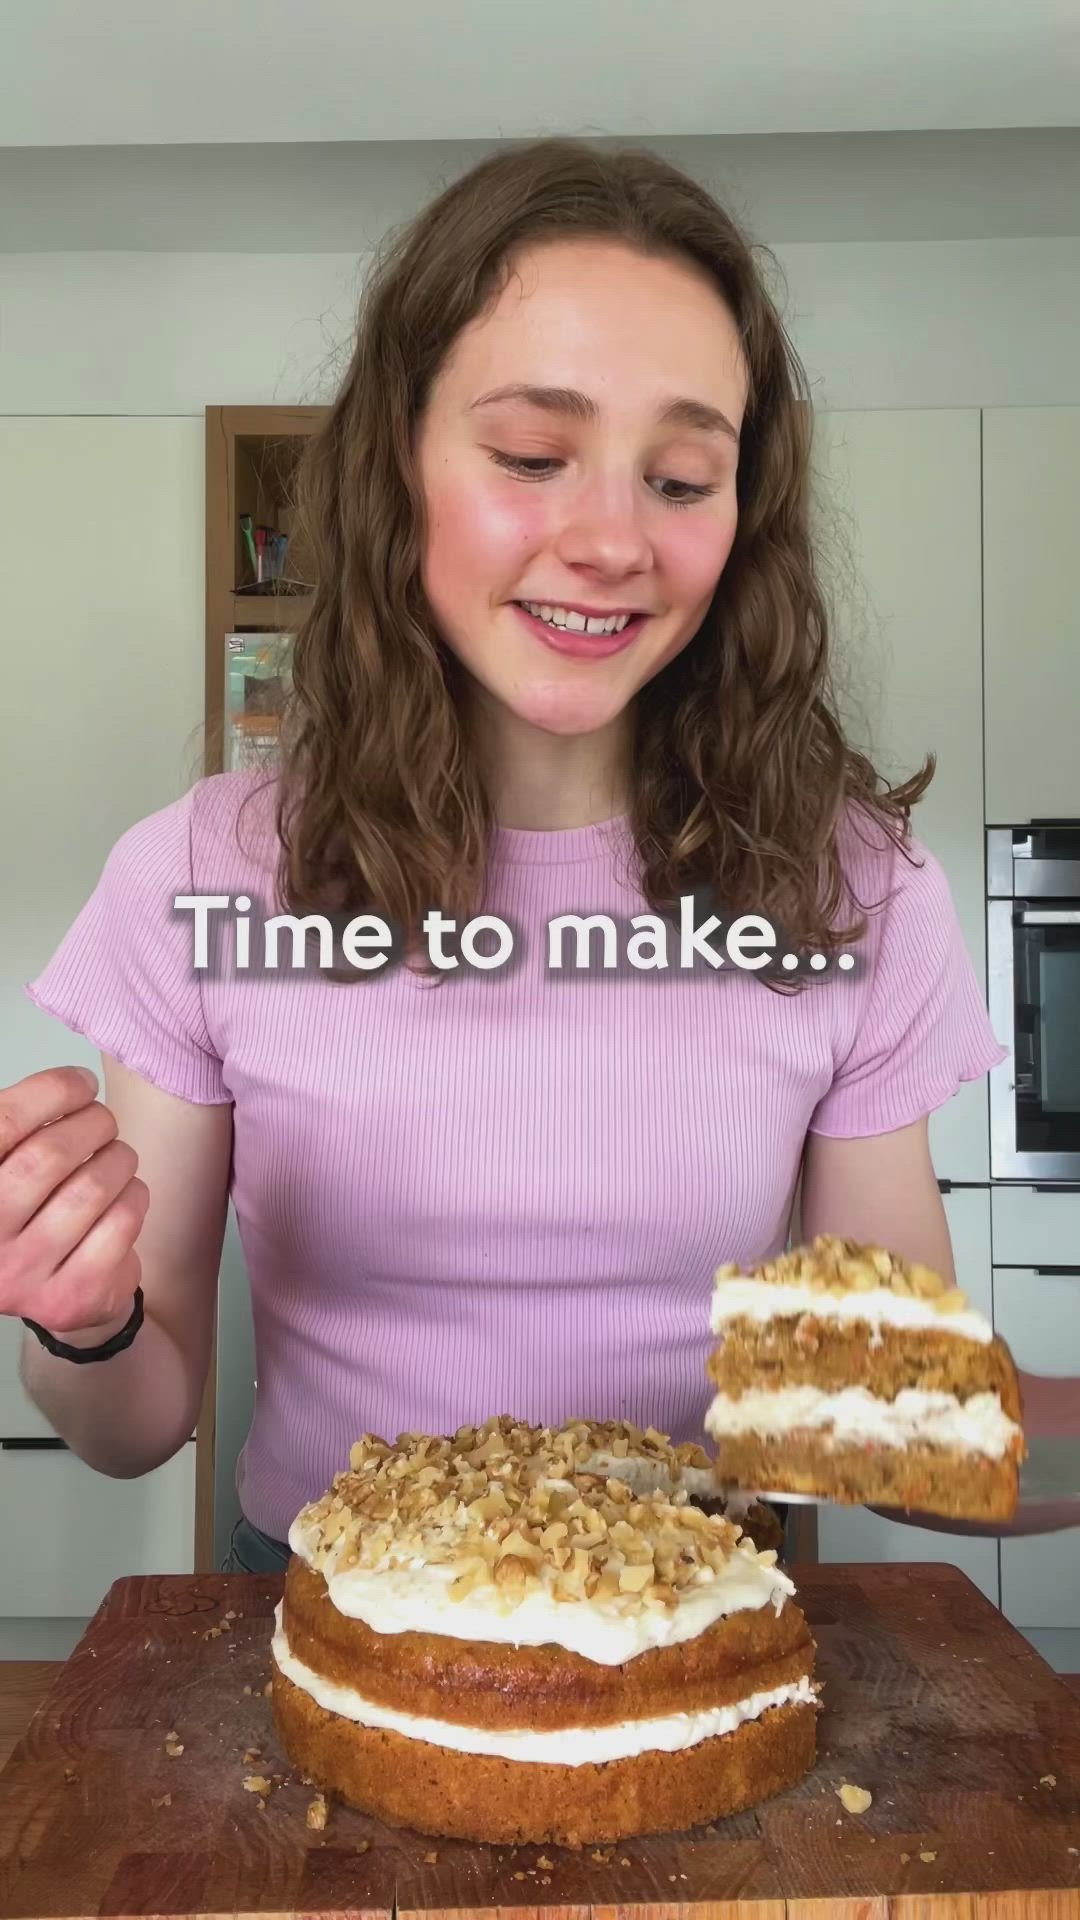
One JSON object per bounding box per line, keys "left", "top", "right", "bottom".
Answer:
{"left": 1017, "top": 909, "right": 1080, "bottom": 926}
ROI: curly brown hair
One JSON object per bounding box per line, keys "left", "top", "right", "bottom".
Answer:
{"left": 273, "top": 136, "right": 931, "bottom": 953}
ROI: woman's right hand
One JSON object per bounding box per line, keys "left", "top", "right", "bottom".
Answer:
{"left": 0, "top": 1066, "right": 150, "bottom": 1343}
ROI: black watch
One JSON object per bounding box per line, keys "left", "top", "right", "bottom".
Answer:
{"left": 22, "top": 1287, "right": 145, "bottom": 1365}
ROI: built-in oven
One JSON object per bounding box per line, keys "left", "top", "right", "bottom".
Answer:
{"left": 988, "top": 826, "right": 1080, "bottom": 1183}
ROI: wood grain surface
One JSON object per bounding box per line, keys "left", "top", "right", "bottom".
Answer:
{"left": 0, "top": 1565, "right": 1077, "bottom": 1919}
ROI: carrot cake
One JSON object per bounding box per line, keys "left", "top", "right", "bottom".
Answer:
{"left": 271, "top": 1416, "right": 818, "bottom": 1845}
{"left": 706, "top": 1236, "right": 1025, "bottom": 1521}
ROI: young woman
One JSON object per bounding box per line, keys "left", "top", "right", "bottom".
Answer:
{"left": 1, "top": 139, "right": 1029, "bottom": 1573}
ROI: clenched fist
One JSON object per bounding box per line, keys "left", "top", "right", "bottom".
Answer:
{"left": 0, "top": 1067, "right": 149, "bottom": 1341}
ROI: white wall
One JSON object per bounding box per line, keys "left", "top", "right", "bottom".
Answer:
{"left": 3, "top": 237, "right": 1080, "bottom": 416}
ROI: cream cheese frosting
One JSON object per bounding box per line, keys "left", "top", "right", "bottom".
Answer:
{"left": 271, "top": 1604, "right": 816, "bottom": 1761}
{"left": 709, "top": 1279, "right": 993, "bottom": 1345}
{"left": 578, "top": 1449, "right": 718, "bottom": 1501}
{"left": 705, "top": 1385, "right": 1020, "bottom": 1459}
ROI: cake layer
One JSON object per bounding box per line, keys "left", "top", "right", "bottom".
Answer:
{"left": 709, "top": 1277, "right": 992, "bottom": 1343}
{"left": 705, "top": 1384, "right": 1023, "bottom": 1460}
{"left": 290, "top": 1420, "right": 797, "bottom": 1667}
{"left": 271, "top": 1666, "right": 818, "bottom": 1845}
{"left": 708, "top": 1319, "right": 1021, "bottom": 1407}
{"left": 273, "top": 1602, "right": 817, "bottom": 1761}
{"left": 709, "top": 1434, "right": 1021, "bottom": 1521}
{"left": 281, "top": 1558, "right": 815, "bottom": 1732}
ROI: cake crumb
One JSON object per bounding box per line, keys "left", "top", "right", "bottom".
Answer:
{"left": 920, "top": 1850, "right": 937, "bottom": 1863}
{"left": 263, "top": 1680, "right": 273, "bottom": 1696}
{"left": 203, "top": 1624, "right": 226, "bottom": 1640}
{"left": 164, "top": 1732, "right": 184, "bottom": 1758}
{"left": 355, "top": 1839, "right": 371, "bottom": 1854}
{"left": 536, "top": 1855, "right": 555, "bottom": 1871}
{"left": 244, "top": 1774, "right": 273, "bottom": 1796}
{"left": 151, "top": 1793, "right": 172, "bottom": 1810}
{"left": 242, "top": 1685, "right": 253, "bottom": 1696}
{"left": 591, "top": 1847, "right": 614, "bottom": 1864}
{"left": 620, "top": 1857, "right": 632, "bottom": 1867}
{"left": 837, "top": 1784, "right": 873, "bottom": 1814}
{"left": 514, "top": 1871, "right": 526, "bottom": 1881}
{"left": 63, "top": 1767, "right": 78, "bottom": 1785}
{"left": 423, "top": 1850, "right": 439, "bottom": 1864}
{"left": 540, "top": 1875, "right": 551, "bottom": 1886}
{"left": 1040, "top": 1774, "right": 1057, "bottom": 1788}
{"left": 242, "top": 1748, "right": 261, "bottom": 1765}
{"left": 901, "top": 1853, "right": 911, "bottom": 1864}
{"left": 307, "top": 1793, "right": 329, "bottom": 1831}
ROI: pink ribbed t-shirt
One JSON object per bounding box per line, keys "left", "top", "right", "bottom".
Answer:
{"left": 28, "top": 772, "right": 1004, "bottom": 1541}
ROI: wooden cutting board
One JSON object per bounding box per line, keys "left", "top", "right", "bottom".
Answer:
{"left": 0, "top": 1564, "right": 1078, "bottom": 1919}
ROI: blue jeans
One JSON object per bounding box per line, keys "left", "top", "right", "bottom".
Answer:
{"left": 222, "top": 1513, "right": 291, "bottom": 1574}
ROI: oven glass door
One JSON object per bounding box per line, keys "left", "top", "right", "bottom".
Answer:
{"left": 1014, "top": 907, "right": 1080, "bottom": 1156}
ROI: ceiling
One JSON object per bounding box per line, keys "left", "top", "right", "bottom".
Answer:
{"left": 3, "top": 0, "right": 1079, "bottom": 148}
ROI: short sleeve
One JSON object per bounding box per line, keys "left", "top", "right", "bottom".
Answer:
{"left": 25, "top": 786, "right": 229, "bottom": 1105}
{"left": 809, "top": 835, "right": 1007, "bottom": 1139}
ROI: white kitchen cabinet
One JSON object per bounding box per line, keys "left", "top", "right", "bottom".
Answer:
{"left": 991, "top": 1186, "right": 1080, "bottom": 1271}
{"left": 812, "top": 410, "right": 990, "bottom": 1181}
{"left": 0, "top": 1319, "right": 55, "bottom": 1441}
{"left": 0, "top": 1440, "right": 196, "bottom": 1616}
{"left": 993, "top": 1265, "right": 1080, "bottom": 1662}
{"left": 0, "top": 417, "right": 205, "bottom": 1631}
{"left": 994, "top": 1267, "right": 1080, "bottom": 1376}
{"left": 983, "top": 408, "right": 1080, "bottom": 824}
{"left": 816, "top": 1188, "right": 1000, "bottom": 1605}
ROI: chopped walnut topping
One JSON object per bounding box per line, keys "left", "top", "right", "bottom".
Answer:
{"left": 306, "top": 1793, "right": 329, "bottom": 1830}
{"left": 295, "top": 1416, "right": 764, "bottom": 1617}
{"left": 715, "top": 1235, "right": 970, "bottom": 1313}
{"left": 244, "top": 1774, "right": 273, "bottom": 1796}
{"left": 837, "top": 1783, "right": 873, "bottom": 1814}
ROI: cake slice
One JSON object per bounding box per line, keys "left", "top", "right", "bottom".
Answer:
{"left": 271, "top": 1415, "right": 819, "bottom": 1845}
{"left": 705, "top": 1236, "right": 1026, "bottom": 1522}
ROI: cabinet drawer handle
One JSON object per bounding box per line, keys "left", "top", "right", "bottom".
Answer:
{"left": 1034, "top": 1267, "right": 1080, "bottom": 1277}
{"left": 1, "top": 1437, "right": 69, "bottom": 1450}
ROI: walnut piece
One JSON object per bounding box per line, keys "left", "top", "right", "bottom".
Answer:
{"left": 297, "top": 1415, "right": 764, "bottom": 1617}
{"left": 714, "top": 1235, "right": 974, "bottom": 1316}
